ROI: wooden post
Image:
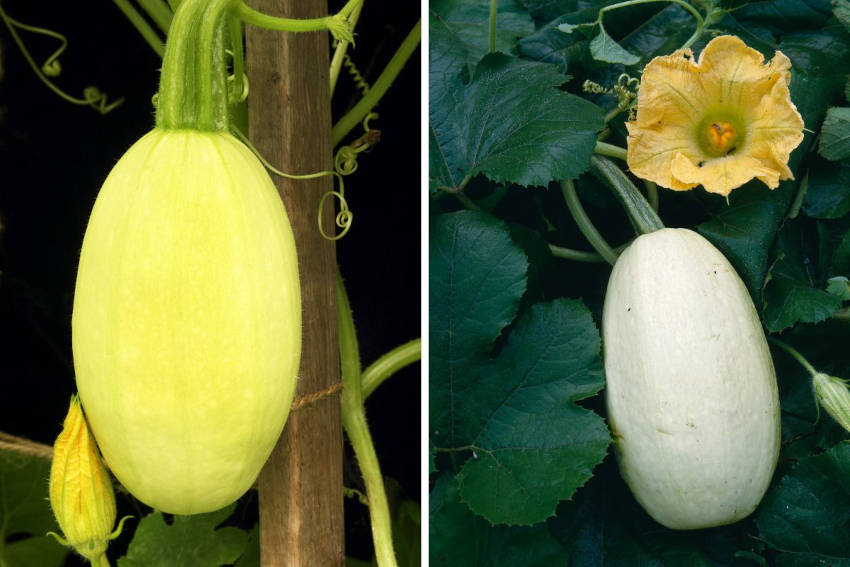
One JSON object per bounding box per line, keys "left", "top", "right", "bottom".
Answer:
{"left": 245, "top": 1, "right": 344, "bottom": 565}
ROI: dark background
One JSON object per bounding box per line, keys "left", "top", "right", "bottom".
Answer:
{"left": 0, "top": 0, "right": 420, "bottom": 563}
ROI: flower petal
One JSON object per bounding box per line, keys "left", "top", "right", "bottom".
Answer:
{"left": 698, "top": 36, "right": 791, "bottom": 113}
{"left": 670, "top": 152, "right": 779, "bottom": 196}
{"left": 631, "top": 47, "right": 708, "bottom": 127}
{"left": 626, "top": 121, "right": 700, "bottom": 191}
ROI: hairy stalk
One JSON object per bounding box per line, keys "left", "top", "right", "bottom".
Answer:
{"left": 488, "top": 0, "right": 498, "bottom": 53}
{"left": 767, "top": 338, "right": 818, "bottom": 376}
{"left": 338, "top": 276, "right": 398, "bottom": 567}
{"left": 595, "top": 141, "right": 628, "bottom": 161}
{"left": 330, "top": 0, "right": 364, "bottom": 95}
{"left": 362, "top": 339, "right": 421, "bottom": 399}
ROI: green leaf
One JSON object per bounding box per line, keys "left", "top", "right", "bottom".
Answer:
{"left": 430, "top": 211, "right": 609, "bottom": 525}
{"left": 757, "top": 443, "right": 850, "bottom": 563}
{"left": 827, "top": 276, "right": 850, "bottom": 300}
{"left": 430, "top": 53, "right": 604, "bottom": 189}
{"left": 118, "top": 504, "right": 248, "bottom": 567}
{"left": 429, "top": 0, "right": 533, "bottom": 74}
{"left": 234, "top": 525, "right": 258, "bottom": 567}
{"left": 429, "top": 475, "right": 569, "bottom": 566}
{"left": 834, "top": 0, "right": 850, "bottom": 30}
{"left": 589, "top": 25, "right": 640, "bottom": 65}
{"left": 819, "top": 107, "right": 850, "bottom": 160}
{"left": 557, "top": 21, "right": 595, "bottom": 34}
{"left": 430, "top": 211, "right": 528, "bottom": 446}
{"left": 763, "top": 218, "right": 844, "bottom": 332}
{"left": 0, "top": 448, "right": 69, "bottom": 567}
{"left": 802, "top": 161, "right": 850, "bottom": 218}
{"left": 697, "top": 181, "right": 797, "bottom": 302}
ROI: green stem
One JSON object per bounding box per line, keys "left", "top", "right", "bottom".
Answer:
{"left": 329, "top": 0, "right": 364, "bottom": 96}
{"left": 332, "top": 19, "right": 420, "bottom": 145}
{"left": 90, "top": 554, "right": 111, "bottom": 567}
{"left": 591, "top": 156, "right": 664, "bottom": 235}
{"left": 643, "top": 179, "right": 659, "bottom": 211}
{"left": 237, "top": 1, "right": 333, "bottom": 32}
{"left": 228, "top": 15, "right": 245, "bottom": 102}
{"left": 599, "top": 0, "right": 703, "bottom": 28}
{"left": 156, "top": 0, "right": 233, "bottom": 130}
{"left": 549, "top": 243, "right": 630, "bottom": 262}
{"left": 560, "top": 179, "right": 619, "bottom": 265}
{"left": 337, "top": 277, "right": 398, "bottom": 567}
{"left": 113, "top": 0, "right": 166, "bottom": 56}
{"left": 136, "top": 0, "right": 174, "bottom": 34}
{"left": 767, "top": 337, "right": 819, "bottom": 377}
{"left": 488, "top": 0, "right": 498, "bottom": 53}
{"left": 362, "top": 339, "right": 421, "bottom": 399}
{"left": 603, "top": 106, "right": 623, "bottom": 123}
{"left": 595, "top": 141, "right": 627, "bottom": 161}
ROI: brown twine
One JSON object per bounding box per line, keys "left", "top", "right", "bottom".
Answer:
{"left": 291, "top": 381, "right": 344, "bottom": 411}
{"left": 0, "top": 432, "right": 53, "bottom": 460}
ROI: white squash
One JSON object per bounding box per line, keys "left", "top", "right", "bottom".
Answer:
{"left": 603, "top": 228, "right": 780, "bottom": 530}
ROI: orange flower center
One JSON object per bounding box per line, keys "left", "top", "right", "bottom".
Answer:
{"left": 706, "top": 121, "right": 737, "bottom": 154}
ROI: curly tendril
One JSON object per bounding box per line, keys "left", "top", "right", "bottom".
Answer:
{"left": 343, "top": 52, "right": 370, "bottom": 96}
{"left": 232, "top": 127, "right": 353, "bottom": 240}
{"left": 0, "top": 4, "right": 124, "bottom": 114}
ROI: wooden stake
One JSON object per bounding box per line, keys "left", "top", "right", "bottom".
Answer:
{"left": 245, "top": 1, "right": 344, "bottom": 565}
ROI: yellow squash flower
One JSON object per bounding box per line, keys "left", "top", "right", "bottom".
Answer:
{"left": 49, "top": 396, "right": 117, "bottom": 564}
{"left": 626, "top": 35, "right": 804, "bottom": 196}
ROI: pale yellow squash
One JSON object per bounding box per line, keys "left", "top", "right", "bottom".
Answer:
{"left": 72, "top": 129, "right": 300, "bottom": 514}
{"left": 603, "top": 228, "right": 779, "bottom": 529}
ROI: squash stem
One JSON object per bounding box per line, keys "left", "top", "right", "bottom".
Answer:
{"left": 337, "top": 276, "right": 399, "bottom": 567}
{"left": 560, "top": 179, "right": 619, "bottom": 265}
{"left": 361, "top": 339, "right": 421, "bottom": 399}
{"left": 767, "top": 337, "right": 818, "bottom": 376}
{"left": 488, "top": 0, "right": 498, "bottom": 53}
{"left": 156, "top": 0, "right": 234, "bottom": 131}
{"left": 591, "top": 156, "right": 664, "bottom": 235}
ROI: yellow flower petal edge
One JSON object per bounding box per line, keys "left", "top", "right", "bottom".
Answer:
{"left": 626, "top": 35, "right": 804, "bottom": 196}
{"left": 49, "top": 396, "right": 116, "bottom": 562}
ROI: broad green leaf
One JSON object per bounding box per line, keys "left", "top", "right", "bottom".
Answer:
{"left": 118, "top": 504, "right": 248, "bottom": 567}
{"left": 589, "top": 25, "right": 640, "bottom": 65}
{"left": 234, "top": 525, "right": 258, "bottom": 567}
{"left": 431, "top": 211, "right": 609, "bottom": 525}
{"left": 430, "top": 53, "right": 604, "bottom": 190}
{"left": 802, "top": 161, "right": 850, "bottom": 218}
{"left": 619, "top": 4, "right": 695, "bottom": 63}
{"left": 429, "top": 475, "right": 569, "bottom": 566}
{"left": 817, "top": 218, "right": 850, "bottom": 279}
{"left": 730, "top": 0, "right": 833, "bottom": 33}
{"left": 757, "top": 443, "right": 850, "bottom": 563}
{"left": 430, "top": 211, "right": 528, "bottom": 447}
{"left": 763, "top": 218, "right": 844, "bottom": 331}
{"left": 819, "top": 107, "right": 850, "bottom": 160}
{"left": 827, "top": 276, "right": 850, "bottom": 299}
{"left": 0, "top": 448, "right": 69, "bottom": 567}
{"left": 430, "top": 0, "right": 533, "bottom": 74}
{"left": 834, "top": 0, "right": 850, "bottom": 30}
{"left": 697, "top": 181, "right": 797, "bottom": 302}
{"left": 455, "top": 299, "right": 609, "bottom": 524}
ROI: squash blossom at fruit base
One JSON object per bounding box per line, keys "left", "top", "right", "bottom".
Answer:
{"left": 626, "top": 35, "right": 804, "bottom": 196}
{"left": 813, "top": 373, "right": 850, "bottom": 435}
{"left": 49, "top": 397, "right": 123, "bottom": 565}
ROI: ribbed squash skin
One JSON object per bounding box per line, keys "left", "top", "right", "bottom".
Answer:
{"left": 603, "top": 228, "right": 779, "bottom": 530}
{"left": 72, "top": 129, "right": 300, "bottom": 514}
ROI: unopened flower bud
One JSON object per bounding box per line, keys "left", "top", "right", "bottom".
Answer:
{"left": 49, "top": 396, "right": 116, "bottom": 562}
{"left": 813, "top": 372, "right": 850, "bottom": 434}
